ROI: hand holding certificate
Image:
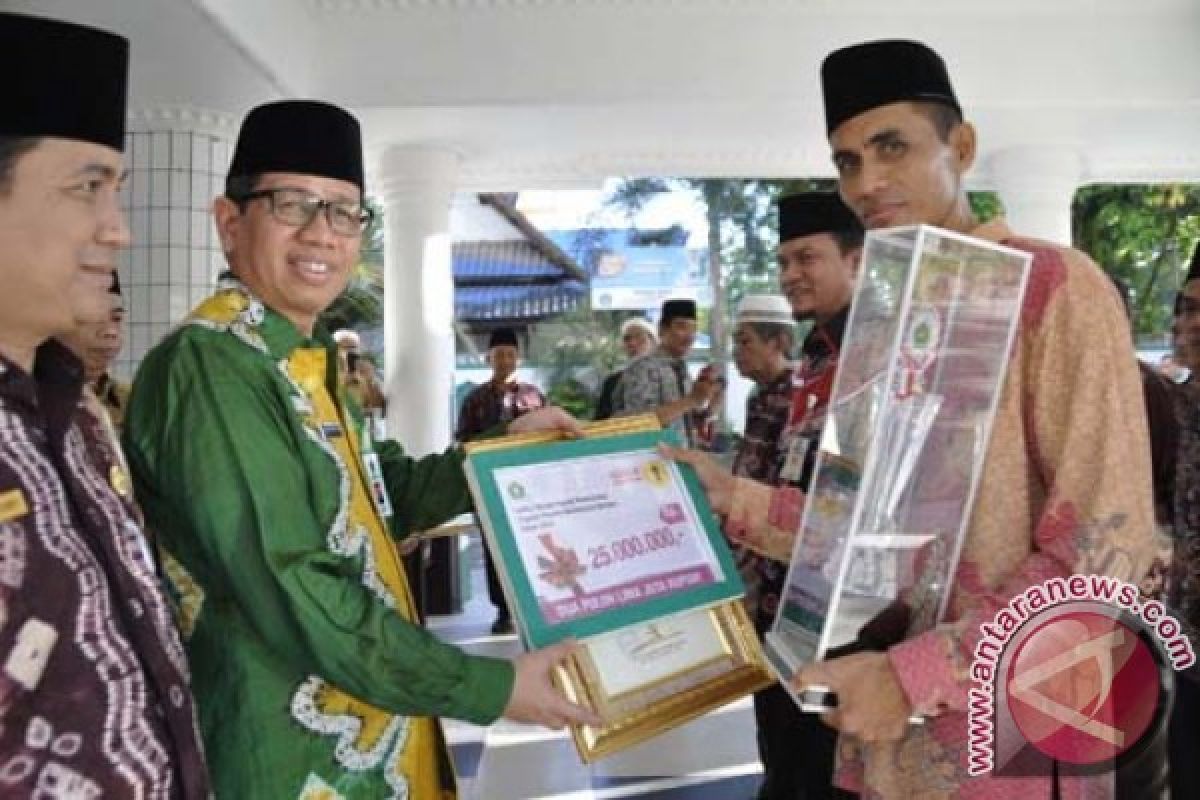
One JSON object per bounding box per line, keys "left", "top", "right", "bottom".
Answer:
{"left": 464, "top": 415, "right": 771, "bottom": 761}
{"left": 504, "top": 640, "right": 603, "bottom": 730}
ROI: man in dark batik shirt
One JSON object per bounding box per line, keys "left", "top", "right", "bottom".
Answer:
{"left": 1169, "top": 379, "right": 1200, "bottom": 800}
{"left": 456, "top": 327, "right": 546, "bottom": 634}
{"left": 1167, "top": 249, "right": 1200, "bottom": 800}
{"left": 664, "top": 195, "right": 863, "bottom": 800}
{"left": 1174, "top": 246, "right": 1200, "bottom": 383}
{"left": 729, "top": 294, "right": 795, "bottom": 622}
{"left": 0, "top": 12, "right": 208, "bottom": 798}
{"left": 740, "top": 194, "right": 864, "bottom": 800}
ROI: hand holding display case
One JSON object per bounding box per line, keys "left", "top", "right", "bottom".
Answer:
{"left": 765, "top": 225, "right": 1032, "bottom": 715}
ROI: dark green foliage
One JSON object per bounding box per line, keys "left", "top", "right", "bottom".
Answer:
{"left": 319, "top": 197, "right": 385, "bottom": 334}
{"left": 1073, "top": 184, "right": 1200, "bottom": 339}
{"left": 525, "top": 307, "right": 632, "bottom": 419}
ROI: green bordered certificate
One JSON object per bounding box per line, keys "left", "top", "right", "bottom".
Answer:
{"left": 464, "top": 416, "right": 772, "bottom": 761}
{"left": 466, "top": 426, "right": 740, "bottom": 648}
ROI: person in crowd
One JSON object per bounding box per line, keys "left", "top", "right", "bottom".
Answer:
{"left": 1166, "top": 247, "right": 1200, "bottom": 799}
{"left": 455, "top": 327, "right": 546, "bottom": 634}
{"left": 0, "top": 11, "right": 209, "bottom": 797}
{"left": 124, "top": 99, "right": 598, "bottom": 798}
{"left": 611, "top": 298, "right": 718, "bottom": 446}
{"left": 668, "top": 39, "right": 1159, "bottom": 799}
{"left": 730, "top": 293, "right": 795, "bottom": 615}
{"left": 657, "top": 195, "right": 863, "bottom": 799}
{"left": 1173, "top": 248, "right": 1200, "bottom": 382}
{"left": 1107, "top": 274, "right": 1182, "bottom": 532}
{"left": 1168, "top": 383, "right": 1200, "bottom": 800}
{"left": 333, "top": 327, "right": 387, "bottom": 417}
{"left": 741, "top": 194, "right": 866, "bottom": 800}
{"left": 594, "top": 316, "right": 656, "bottom": 420}
{"left": 59, "top": 272, "right": 129, "bottom": 430}
{"left": 729, "top": 292, "right": 805, "bottom": 799}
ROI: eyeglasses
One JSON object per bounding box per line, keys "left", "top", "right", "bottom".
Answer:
{"left": 235, "top": 187, "right": 373, "bottom": 236}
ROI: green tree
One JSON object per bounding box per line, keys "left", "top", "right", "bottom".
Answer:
{"left": 607, "top": 179, "right": 1003, "bottom": 354}
{"left": 970, "top": 192, "right": 1004, "bottom": 224}
{"left": 1072, "top": 184, "right": 1200, "bottom": 339}
{"left": 319, "top": 198, "right": 385, "bottom": 335}
{"left": 524, "top": 306, "right": 629, "bottom": 419}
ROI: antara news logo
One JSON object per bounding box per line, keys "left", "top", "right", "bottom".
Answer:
{"left": 968, "top": 574, "right": 1195, "bottom": 778}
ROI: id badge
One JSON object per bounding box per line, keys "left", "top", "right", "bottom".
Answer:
{"left": 780, "top": 432, "right": 811, "bottom": 484}
{"left": 360, "top": 426, "right": 395, "bottom": 519}
{"left": 363, "top": 452, "right": 395, "bottom": 519}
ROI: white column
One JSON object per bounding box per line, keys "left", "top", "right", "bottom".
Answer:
{"left": 987, "top": 146, "right": 1084, "bottom": 245}
{"left": 375, "top": 146, "right": 460, "bottom": 457}
{"left": 119, "top": 106, "right": 237, "bottom": 379}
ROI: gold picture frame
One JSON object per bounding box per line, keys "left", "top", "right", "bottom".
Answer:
{"left": 463, "top": 414, "right": 773, "bottom": 761}
{"left": 557, "top": 599, "right": 773, "bottom": 762}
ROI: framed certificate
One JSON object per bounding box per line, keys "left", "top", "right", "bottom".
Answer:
{"left": 464, "top": 415, "right": 772, "bottom": 761}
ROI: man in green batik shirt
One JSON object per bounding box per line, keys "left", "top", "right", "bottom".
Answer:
{"left": 124, "top": 100, "right": 598, "bottom": 800}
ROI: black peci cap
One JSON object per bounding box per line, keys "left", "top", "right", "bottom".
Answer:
{"left": 0, "top": 12, "right": 130, "bottom": 151}
{"left": 778, "top": 192, "right": 863, "bottom": 244}
{"left": 228, "top": 100, "right": 365, "bottom": 193}
{"left": 488, "top": 328, "right": 519, "bottom": 350}
{"left": 821, "top": 39, "right": 960, "bottom": 136}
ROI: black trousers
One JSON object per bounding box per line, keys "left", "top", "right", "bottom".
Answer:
{"left": 752, "top": 608, "right": 857, "bottom": 800}
{"left": 483, "top": 540, "right": 510, "bottom": 620}
{"left": 752, "top": 680, "right": 855, "bottom": 800}
{"left": 1168, "top": 675, "right": 1200, "bottom": 799}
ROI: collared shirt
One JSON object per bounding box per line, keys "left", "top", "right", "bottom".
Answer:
{"left": 722, "top": 309, "right": 849, "bottom": 562}
{"left": 730, "top": 367, "right": 794, "bottom": 622}
{"left": 0, "top": 341, "right": 209, "bottom": 799}
{"left": 612, "top": 348, "right": 695, "bottom": 445}
{"left": 1171, "top": 381, "right": 1200, "bottom": 680}
{"left": 124, "top": 278, "right": 513, "bottom": 799}
{"left": 454, "top": 378, "right": 544, "bottom": 442}
{"left": 849, "top": 219, "right": 1157, "bottom": 800}
{"left": 732, "top": 367, "right": 794, "bottom": 485}
{"left": 722, "top": 220, "right": 1158, "bottom": 799}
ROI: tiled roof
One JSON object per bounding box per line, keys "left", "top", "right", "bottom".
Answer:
{"left": 454, "top": 239, "right": 586, "bottom": 321}
{"left": 455, "top": 283, "right": 586, "bottom": 320}
{"left": 453, "top": 240, "right": 565, "bottom": 282}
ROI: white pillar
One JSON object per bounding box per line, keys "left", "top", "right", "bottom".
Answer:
{"left": 119, "top": 106, "right": 237, "bottom": 380}
{"left": 987, "top": 146, "right": 1084, "bottom": 245}
{"left": 375, "top": 146, "right": 460, "bottom": 457}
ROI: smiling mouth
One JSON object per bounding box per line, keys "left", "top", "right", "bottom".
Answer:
{"left": 293, "top": 259, "right": 330, "bottom": 276}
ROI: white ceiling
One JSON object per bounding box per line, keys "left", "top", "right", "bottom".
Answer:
{"left": 7, "top": 0, "right": 1200, "bottom": 189}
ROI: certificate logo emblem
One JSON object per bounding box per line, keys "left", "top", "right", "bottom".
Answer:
{"left": 641, "top": 460, "right": 670, "bottom": 488}
{"left": 507, "top": 482, "right": 527, "bottom": 500}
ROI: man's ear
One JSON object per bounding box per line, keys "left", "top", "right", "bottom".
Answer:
{"left": 949, "top": 120, "right": 977, "bottom": 174}
{"left": 213, "top": 195, "right": 241, "bottom": 255}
